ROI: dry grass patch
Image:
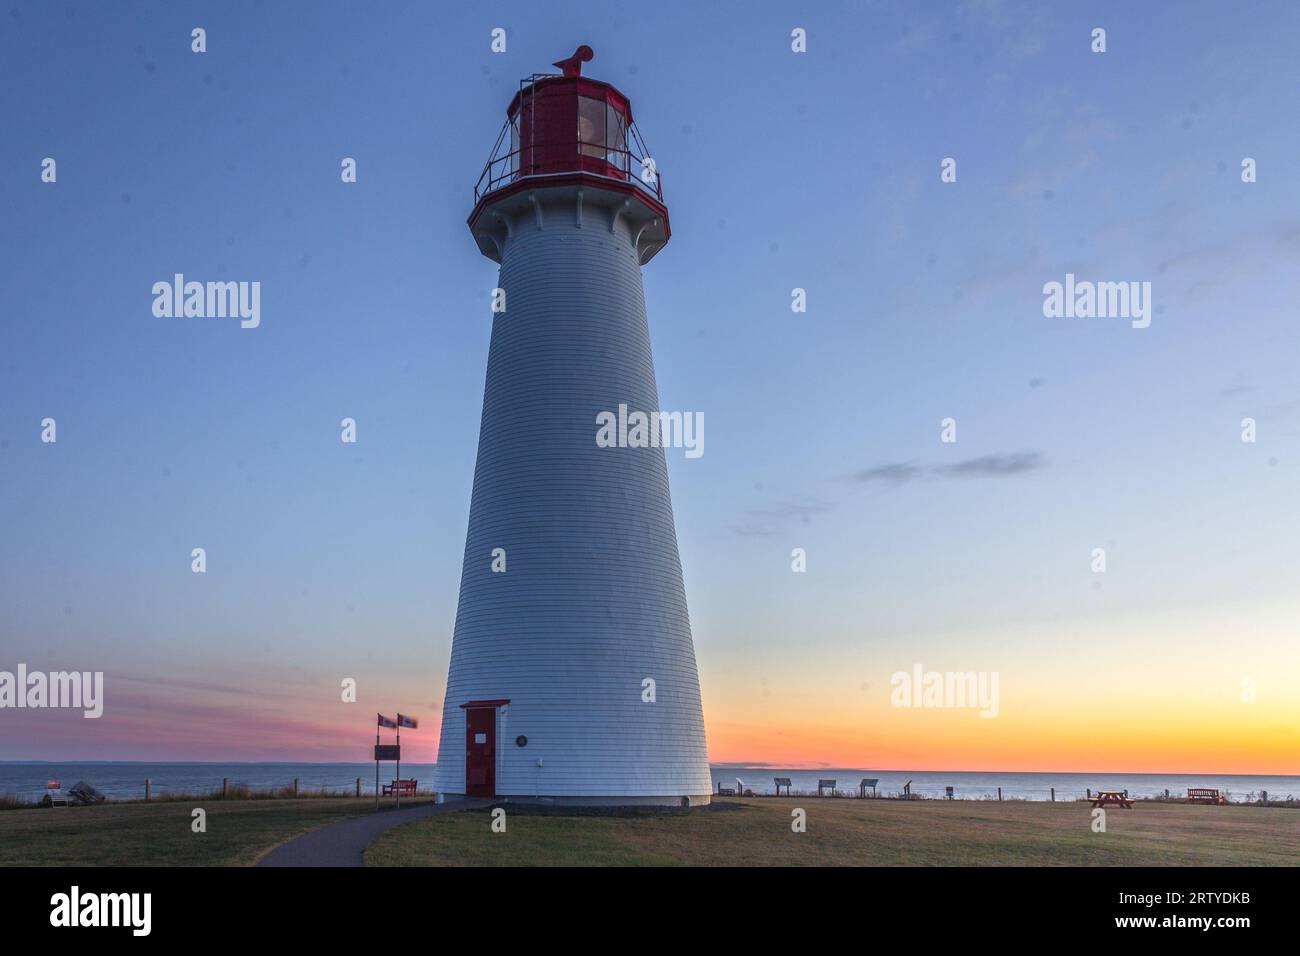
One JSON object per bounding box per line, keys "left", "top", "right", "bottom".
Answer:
{"left": 0, "top": 797, "right": 392, "bottom": 866}
{"left": 365, "top": 797, "right": 1300, "bottom": 867}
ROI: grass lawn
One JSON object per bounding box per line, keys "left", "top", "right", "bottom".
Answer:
{"left": 0, "top": 798, "right": 410, "bottom": 866}
{"left": 364, "top": 797, "right": 1300, "bottom": 866}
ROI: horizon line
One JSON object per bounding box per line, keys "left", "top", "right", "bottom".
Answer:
{"left": 4, "top": 759, "right": 1297, "bottom": 777}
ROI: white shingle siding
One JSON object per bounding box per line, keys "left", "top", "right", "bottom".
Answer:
{"left": 434, "top": 196, "right": 711, "bottom": 801}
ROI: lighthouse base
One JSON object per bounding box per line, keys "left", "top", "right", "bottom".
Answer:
{"left": 437, "top": 792, "right": 712, "bottom": 808}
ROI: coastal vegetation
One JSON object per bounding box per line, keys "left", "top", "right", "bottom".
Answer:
{"left": 364, "top": 797, "right": 1299, "bottom": 867}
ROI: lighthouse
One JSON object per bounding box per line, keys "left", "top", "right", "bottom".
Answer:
{"left": 432, "top": 49, "right": 711, "bottom": 805}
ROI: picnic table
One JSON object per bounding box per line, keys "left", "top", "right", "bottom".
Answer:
{"left": 1089, "top": 789, "right": 1133, "bottom": 809}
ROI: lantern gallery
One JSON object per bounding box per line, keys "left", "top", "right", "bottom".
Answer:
{"left": 151, "top": 273, "right": 261, "bottom": 329}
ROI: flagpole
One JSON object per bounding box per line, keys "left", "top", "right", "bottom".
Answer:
{"left": 396, "top": 723, "right": 401, "bottom": 809}
{"left": 375, "top": 717, "right": 380, "bottom": 810}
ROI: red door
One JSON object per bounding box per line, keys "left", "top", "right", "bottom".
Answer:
{"left": 465, "top": 707, "right": 496, "bottom": 797}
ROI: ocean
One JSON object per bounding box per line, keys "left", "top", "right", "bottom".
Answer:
{"left": 2, "top": 762, "right": 1296, "bottom": 802}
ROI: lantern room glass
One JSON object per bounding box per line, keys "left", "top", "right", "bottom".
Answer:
{"left": 606, "top": 102, "right": 628, "bottom": 173}
{"left": 490, "top": 81, "right": 647, "bottom": 192}
{"left": 578, "top": 96, "right": 606, "bottom": 160}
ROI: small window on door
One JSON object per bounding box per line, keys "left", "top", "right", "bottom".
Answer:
{"left": 474, "top": 733, "right": 487, "bottom": 744}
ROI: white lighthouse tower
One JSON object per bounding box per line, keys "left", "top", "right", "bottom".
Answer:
{"left": 432, "top": 48, "right": 711, "bottom": 805}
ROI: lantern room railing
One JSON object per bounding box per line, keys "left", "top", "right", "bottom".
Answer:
{"left": 473, "top": 73, "right": 664, "bottom": 205}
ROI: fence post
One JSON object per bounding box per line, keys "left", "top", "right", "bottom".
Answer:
{"left": 356, "top": 777, "right": 362, "bottom": 798}
{"left": 1086, "top": 788, "right": 1091, "bottom": 799}
{"left": 1261, "top": 790, "right": 1268, "bottom": 807}
{"left": 293, "top": 777, "right": 299, "bottom": 797}
{"left": 1050, "top": 787, "right": 1055, "bottom": 802}
{"left": 997, "top": 787, "right": 1002, "bottom": 801}
{"left": 145, "top": 779, "right": 151, "bottom": 802}
{"left": 222, "top": 778, "right": 228, "bottom": 799}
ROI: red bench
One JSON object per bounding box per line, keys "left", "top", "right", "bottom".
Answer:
{"left": 382, "top": 779, "right": 417, "bottom": 797}
{"left": 1187, "top": 788, "right": 1226, "bottom": 805}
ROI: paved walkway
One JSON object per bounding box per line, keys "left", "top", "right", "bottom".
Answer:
{"left": 257, "top": 799, "right": 488, "bottom": 867}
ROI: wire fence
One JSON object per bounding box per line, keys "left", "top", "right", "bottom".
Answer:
{"left": 9, "top": 774, "right": 1298, "bottom": 808}
{"left": 717, "top": 783, "right": 1298, "bottom": 806}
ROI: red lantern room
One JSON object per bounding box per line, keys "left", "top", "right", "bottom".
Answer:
{"left": 509, "top": 75, "right": 632, "bottom": 179}
{"left": 468, "top": 46, "right": 671, "bottom": 264}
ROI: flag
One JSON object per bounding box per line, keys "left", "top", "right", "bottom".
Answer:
{"left": 397, "top": 713, "right": 418, "bottom": 730}
{"left": 377, "top": 713, "right": 397, "bottom": 729}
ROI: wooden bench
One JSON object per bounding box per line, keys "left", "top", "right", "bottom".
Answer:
{"left": 817, "top": 779, "right": 837, "bottom": 797}
{"left": 1089, "top": 789, "right": 1133, "bottom": 809}
{"left": 1187, "top": 788, "right": 1226, "bottom": 805}
{"left": 382, "top": 779, "right": 417, "bottom": 797}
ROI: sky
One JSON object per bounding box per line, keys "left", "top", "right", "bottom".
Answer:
{"left": 1, "top": 0, "right": 1298, "bottom": 774}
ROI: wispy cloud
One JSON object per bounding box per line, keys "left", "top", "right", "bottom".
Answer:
{"left": 849, "top": 462, "right": 924, "bottom": 485}
{"left": 847, "top": 452, "right": 1046, "bottom": 485}
{"left": 744, "top": 500, "right": 835, "bottom": 523}
{"left": 1216, "top": 385, "right": 1254, "bottom": 401}
{"left": 728, "top": 499, "right": 835, "bottom": 538}
{"left": 727, "top": 522, "right": 780, "bottom": 539}
{"left": 934, "top": 451, "right": 1045, "bottom": 478}
{"left": 113, "top": 672, "right": 325, "bottom": 703}
{"left": 737, "top": 452, "right": 1045, "bottom": 534}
